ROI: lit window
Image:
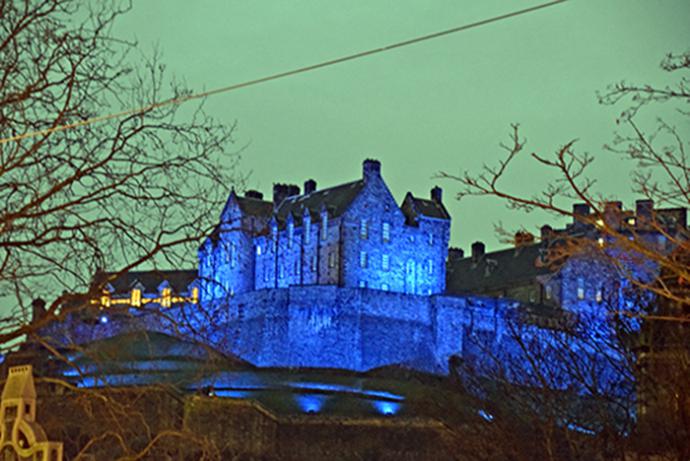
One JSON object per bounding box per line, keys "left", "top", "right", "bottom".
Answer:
{"left": 359, "top": 280, "right": 367, "bottom": 288}
{"left": 131, "top": 288, "right": 141, "bottom": 307}
{"left": 382, "top": 254, "right": 390, "bottom": 271}
{"left": 191, "top": 287, "right": 199, "bottom": 302}
{"left": 427, "top": 259, "right": 433, "bottom": 275}
{"left": 576, "top": 277, "right": 585, "bottom": 300}
{"left": 279, "top": 264, "right": 285, "bottom": 279}
{"left": 288, "top": 222, "right": 294, "bottom": 248}
{"left": 161, "top": 287, "right": 172, "bottom": 308}
{"left": 595, "top": 288, "right": 603, "bottom": 303}
{"left": 360, "top": 251, "right": 368, "bottom": 268}
{"left": 381, "top": 283, "right": 389, "bottom": 291}
{"left": 597, "top": 237, "right": 604, "bottom": 247}
{"left": 545, "top": 285, "right": 552, "bottom": 300}
{"left": 328, "top": 252, "right": 336, "bottom": 268}
{"left": 256, "top": 245, "right": 262, "bottom": 256}
{"left": 360, "top": 219, "right": 368, "bottom": 239}
{"left": 628, "top": 217, "right": 636, "bottom": 226}
{"left": 321, "top": 213, "right": 328, "bottom": 240}
{"left": 595, "top": 218, "right": 604, "bottom": 228}
{"left": 311, "top": 255, "right": 317, "bottom": 271}
{"left": 382, "top": 222, "right": 391, "bottom": 243}
{"left": 305, "top": 219, "right": 311, "bottom": 244}
{"left": 428, "top": 233, "right": 433, "bottom": 245}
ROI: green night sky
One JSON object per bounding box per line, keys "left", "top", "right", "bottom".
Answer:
{"left": 117, "top": 0, "right": 690, "bottom": 253}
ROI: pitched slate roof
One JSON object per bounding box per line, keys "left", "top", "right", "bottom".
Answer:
{"left": 102, "top": 269, "right": 197, "bottom": 294}
{"left": 275, "top": 180, "right": 365, "bottom": 224}
{"left": 236, "top": 195, "right": 274, "bottom": 218}
{"left": 446, "top": 244, "right": 551, "bottom": 295}
{"left": 401, "top": 194, "right": 450, "bottom": 223}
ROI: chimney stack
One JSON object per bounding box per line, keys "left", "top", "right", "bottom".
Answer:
{"left": 572, "top": 203, "right": 590, "bottom": 226}
{"left": 431, "top": 186, "right": 443, "bottom": 203}
{"left": 448, "top": 247, "right": 465, "bottom": 260}
{"left": 635, "top": 199, "right": 653, "bottom": 229}
{"left": 272, "top": 184, "right": 300, "bottom": 206}
{"left": 514, "top": 231, "right": 535, "bottom": 247}
{"left": 471, "top": 241, "right": 485, "bottom": 261}
{"left": 540, "top": 224, "right": 554, "bottom": 241}
{"left": 304, "top": 179, "right": 317, "bottom": 194}
{"left": 245, "top": 190, "right": 264, "bottom": 200}
{"left": 362, "top": 159, "right": 381, "bottom": 182}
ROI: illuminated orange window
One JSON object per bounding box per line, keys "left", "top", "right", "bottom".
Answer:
{"left": 131, "top": 289, "right": 141, "bottom": 307}
{"left": 191, "top": 287, "right": 199, "bottom": 302}
{"left": 161, "top": 288, "right": 172, "bottom": 308}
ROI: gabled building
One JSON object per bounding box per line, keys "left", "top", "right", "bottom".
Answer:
{"left": 198, "top": 159, "right": 451, "bottom": 301}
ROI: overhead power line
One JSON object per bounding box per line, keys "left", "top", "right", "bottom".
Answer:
{"left": 0, "top": 0, "right": 568, "bottom": 145}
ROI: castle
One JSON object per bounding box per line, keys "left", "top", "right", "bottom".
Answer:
{"left": 47, "top": 159, "right": 686, "bottom": 376}
{"left": 198, "top": 159, "right": 450, "bottom": 299}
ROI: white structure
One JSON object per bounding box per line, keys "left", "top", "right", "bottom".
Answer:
{"left": 0, "top": 365, "right": 62, "bottom": 461}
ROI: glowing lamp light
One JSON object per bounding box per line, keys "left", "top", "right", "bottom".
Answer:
{"left": 99, "top": 315, "right": 108, "bottom": 324}
{"left": 478, "top": 409, "right": 494, "bottom": 422}
{"left": 296, "top": 394, "right": 327, "bottom": 414}
{"left": 372, "top": 400, "right": 401, "bottom": 416}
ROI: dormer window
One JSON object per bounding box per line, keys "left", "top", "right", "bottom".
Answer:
{"left": 382, "top": 222, "right": 391, "bottom": 243}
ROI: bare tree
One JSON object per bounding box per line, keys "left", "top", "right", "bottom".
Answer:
{"left": 0, "top": 1, "right": 243, "bottom": 458}
{"left": 441, "top": 52, "right": 690, "bottom": 460}
{"left": 0, "top": 0, "right": 241, "bottom": 344}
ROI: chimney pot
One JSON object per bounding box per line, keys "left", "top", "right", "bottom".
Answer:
{"left": 363, "top": 159, "right": 381, "bottom": 181}
{"left": 245, "top": 190, "right": 264, "bottom": 200}
{"left": 431, "top": 186, "right": 443, "bottom": 203}
{"left": 471, "top": 241, "right": 485, "bottom": 261}
{"left": 304, "top": 179, "right": 317, "bottom": 194}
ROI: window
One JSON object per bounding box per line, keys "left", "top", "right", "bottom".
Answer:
{"left": 381, "top": 283, "right": 389, "bottom": 291}
{"left": 294, "top": 260, "right": 300, "bottom": 276}
{"left": 161, "top": 287, "right": 172, "bottom": 308}
{"left": 577, "top": 277, "right": 585, "bottom": 300}
{"left": 360, "top": 251, "right": 368, "bottom": 268}
{"left": 328, "top": 251, "right": 336, "bottom": 268}
{"left": 427, "top": 259, "right": 433, "bottom": 275}
{"left": 595, "top": 287, "right": 603, "bottom": 303}
{"left": 279, "top": 263, "right": 285, "bottom": 279}
{"left": 256, "top": 245, "right": 262, "bottom": 256}
{"left": 230, "top": 242, "right": 237, "bottom": 267}
{"left": 382, "top": 222, "right": 391, "bottom": 242}
{"left": 304, "top": 219, "right": 311, "bottom": 244}
{"left": 545, "top": 284, "right": 552, "bottom": 300}
{"left": 263, "top": 265, "right": 269, "bottom": 282}
{"left": 131, "top": 288, "right": 141, "bottom": 307}
{"left": 321, "top": 213, "right": 328, "bottom": 240}
{"left": 359, "top": 280, "right": 367, "bottom": 288}
{"left": 360, "top": 219, "right": 368, "bottom": 239}
{"left": 428, "top": 232, "right": 434, "bottom": 245}
{"left": 382, "top": 254, "right": 390, "bottom": 271}
{"left": 311, "top": 255, "right": 317, "bottom": 271}
{"left": 288, "top": 222, "right": 294, "bottom": 248}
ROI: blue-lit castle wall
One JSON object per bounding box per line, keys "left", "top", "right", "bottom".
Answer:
{"left": 43, "top": 160, "right": 683, "bottom": 389}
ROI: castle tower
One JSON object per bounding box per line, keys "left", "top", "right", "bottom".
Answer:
{"left": 0, "top": 365, "right": 62, "bottom": 461}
